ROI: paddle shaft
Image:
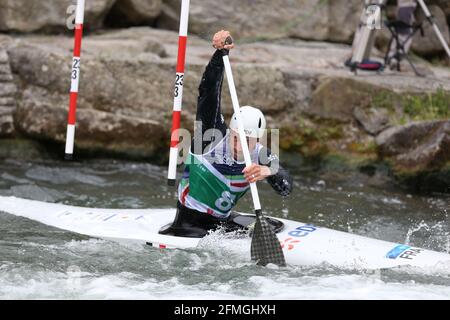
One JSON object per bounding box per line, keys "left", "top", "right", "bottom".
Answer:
{"left": 222, "top": 55, "right": 262, "bottom": 212}
{"left": 222, "top": 43, "right": 286, "bottom": 267}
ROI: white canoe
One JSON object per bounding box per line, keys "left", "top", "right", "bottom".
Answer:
{"left": 1, "top": 196, "right": 449, "bottom": 270}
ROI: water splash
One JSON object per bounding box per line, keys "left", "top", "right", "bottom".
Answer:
{"left": 404, "top": 220, "right": 450, "bottom": 253}
{"left": 2, "top": 157, "right": 450, "bottom": 299}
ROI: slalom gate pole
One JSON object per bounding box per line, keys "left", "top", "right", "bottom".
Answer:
{"left": 64, "top": 0, "right": 85, "bottom": 160}
{"left": 168, "top": 0, "right": 190, "bottom": 186}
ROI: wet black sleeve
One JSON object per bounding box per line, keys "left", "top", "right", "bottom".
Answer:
{"left": 192, "top": 50, "right": 228, "bottom": 154}
{"left": 258, "top": 147, "right": 293, "bottom": 197}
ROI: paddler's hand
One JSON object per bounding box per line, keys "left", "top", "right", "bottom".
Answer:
{"left": 212, "top": 30, "right": 235, "bottom": 50}
{"left": 243, "top": 164, "right": 272, "bottom": 184}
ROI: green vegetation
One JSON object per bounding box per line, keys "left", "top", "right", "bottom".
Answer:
{"left": 402, "top": 88, "right": 450, "bottom": 121}
{"left": 371, "top": 90, "right": 397, "bottom": 112}
{"left": 347, "top": 140, "right": 378, "bottom": 155}
{"left": 371, "top": 87, "right": 450, "bottom": 124}
{"left": 280, "top": 118, "right": 344, "bottom": 158}
{"left": 279, "top": 80, "right": 449, "bottom": 191}
{"left": 0, "top": 139, "right": 53, "bottom": 160}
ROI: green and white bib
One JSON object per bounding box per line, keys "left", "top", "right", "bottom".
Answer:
{"left": 178, "top": 133, "right": 262, "bottom": 219}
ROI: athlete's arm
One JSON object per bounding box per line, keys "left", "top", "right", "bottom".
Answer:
{"left": 243, "top": 148, "right": 293, "bottom": 197}
{"left": 265, "top": 164, "right": 293, "bottom": 197}
{"left": 192, "top": 31, "right": 234, "bottom": 154}
{"left": 196, "top": 49, "right": 227, "bottom": 135}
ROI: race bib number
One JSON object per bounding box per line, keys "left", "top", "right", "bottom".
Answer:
{"left": 215, "top": 191, "right": 236, "bottom": 212}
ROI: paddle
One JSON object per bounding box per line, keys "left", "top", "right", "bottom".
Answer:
{"left": 221, "top": 37, "right": 286, "bottom": 267}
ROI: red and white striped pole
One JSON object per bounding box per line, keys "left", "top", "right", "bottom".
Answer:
{"left": 64, "top": 0, "right": 85, "bottom": 160}
{"left": 168, "top": 0, "right": 190, "bottom": 186}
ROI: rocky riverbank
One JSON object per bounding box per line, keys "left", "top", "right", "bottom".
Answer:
{"left": 0, "top": 0, "right": 449, "bottom": 193}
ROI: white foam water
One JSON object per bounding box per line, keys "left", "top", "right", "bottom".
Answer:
{"left": 1, "top": 158, "right": 450, "bottom": 300}
{"left": 0, "top": 235, "right": 450, "bottom": 300}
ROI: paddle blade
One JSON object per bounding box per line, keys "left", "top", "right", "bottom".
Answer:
{"left": 251, "top": 211, "right": 286, "bottom": 267}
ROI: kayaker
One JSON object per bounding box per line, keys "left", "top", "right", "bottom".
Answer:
{"left": 160, "top": 30, "right": 293, "bottom": 237}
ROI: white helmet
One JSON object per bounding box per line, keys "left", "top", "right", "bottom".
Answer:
{"left": 229, "top": 106, "right": 266, "bottom": 138}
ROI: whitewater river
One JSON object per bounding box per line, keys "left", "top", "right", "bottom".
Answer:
{"left": 0, "top": 156, "right": 449, "bottom": 299}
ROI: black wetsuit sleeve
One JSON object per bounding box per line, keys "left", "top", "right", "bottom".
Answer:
{"left": 192, "top": 50, "right": 228, "bottom": 154}
{"left": 258, "top": 147, "right": 293, "bottom": 197}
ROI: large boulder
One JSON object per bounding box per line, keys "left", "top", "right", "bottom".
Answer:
{"left": 7, "top": 30, "right": 176, "bottom": 157}
{"left": 376, "top": 120, "right": 450, "bottom": 173}
{"left": 353, "top": 106, "right": 390, "bottom": 136}
{"left": 14, "top": 95, "right": 167, "bottom": 159}
{"left": 376, "top": 120, "right": 450, "bottom": 193}
{"left": 158, "top": 0, "right": 361, "bottom": 43}
{"left": 430, "top": 0, "right": 450, "bottom": 19}
{"left": 155, "top": 1, "right": 179, "bottom": 31}
{"left": 105, "top": 0, "right": 162, "bottom": 27}
{"left": 307, "top": 77, "right": 395, "bottom": 124}
{"left": 412, "top": 5, "right": 450, "bottom": 57}
{"left": 328, "top": 0, "right": 363, "bottom": 43}
{"left": 3, "top": 25, "right": 450, "bottom": 186}
{"left": 307, "top": 74, "right": 450, "bottom": 127}
{"left": 5, "top": 28, "right": 295, "bottom": 157}
{"left": 292, "top": 0, "right": 362, "bottom": 43}
{"left": 0, "top": 0, "right": 115, "bottom": 32}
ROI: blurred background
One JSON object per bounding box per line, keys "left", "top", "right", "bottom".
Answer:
{"left": 0, "top": 0, "right": 449, "bottom": 193}
{"left": 0, "top": 1, "right": 450, "bottom": 299}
